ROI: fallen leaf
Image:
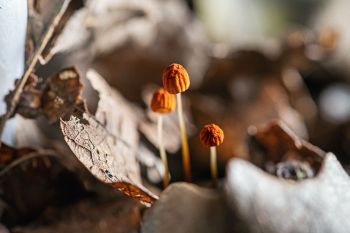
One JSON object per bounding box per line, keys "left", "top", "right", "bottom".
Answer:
{"left": 0, "top": 145, "right": 87, "bottom": 227}
{"left": 12, "top": 196, "right": 140, "bottom": 233}
{"left": 0, "top": 143, "right": 35, "bottom": 166}
{"left": 42, "top": 67, "right": 83, "bottom": 123}
{"left": 142, "top": 182, "right": 229, "bottom": 233}
{"left": 4, "top": 67, "right": 83, "bottom": 123}
{"left": 136, "top": 143, "right": 164, "bottom": 184}
{"left": 225, "top": 153, "right": 350, "bottom": 233}
{"left": 248, "top": 121, "right": 325, "bottom": 179}
{"left": 0, "top": 0, "right": 81, "bottom": 143}
{"left": 60, "top": 70, "right": 158, "bottom": 206}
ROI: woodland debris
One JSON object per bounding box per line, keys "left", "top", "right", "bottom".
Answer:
{"left": 4, "top": 67, "right": 83, "bottom": 123}
{"left": 248, "top": 121, "right": 325, "bottom": 179}
{"left": 142, "top": 182, "right": 230, "bottom": 233}
{"left": 225, "top": 153, "right": 350, "bottom": 233}
{"left": 60, "top": 70, "right": 158, "bottom": 206}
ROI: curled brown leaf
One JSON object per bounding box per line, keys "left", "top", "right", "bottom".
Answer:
{"left": 60, "top": 70, "right": 158, "bottom": 206}
{"left": 248, "top": 120, "right": 325, "bottom": 179}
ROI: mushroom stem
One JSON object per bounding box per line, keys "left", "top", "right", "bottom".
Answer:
{"left": 157, "top": 115, "right": 169, "bottom": 188}
{"left": 176, "top": 93, "right": 192, "bottom": 182}
{"left": 210, "top": 146, "right": 218, "bottom": 186}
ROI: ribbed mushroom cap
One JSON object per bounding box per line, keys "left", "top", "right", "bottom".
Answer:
{"left": 199, "top": 124, "right": 224, "bottom": 147}
{"left": 162, "top": 63, "right": 190, "bottom": 94}
{"left": 150, "top": 88, "right": 176, "bottom": 113}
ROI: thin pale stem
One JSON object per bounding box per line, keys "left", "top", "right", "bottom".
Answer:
{"left": 176, "top": 93, "right": 191, "bottom": 182}
{"left": 158, "top": 115, "right": 169, "bottom": 188}
{"left": 210, "top": 146, "right": 218, "bottom": 187}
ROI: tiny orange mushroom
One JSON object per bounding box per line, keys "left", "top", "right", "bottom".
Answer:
{"left": 162, "top": 63, "right": 190, "bottom": 94}
{"left": 199, "top": 124, "right": 224, "bottom": 147}
{"left": 200, "top": 124, "right": 224, "bottom": 187}
{"left": 162, "top": 63, "right": 192, "bottom": 182}
{"left": 151, "top": 88, "right": 176, "bottom": 113}
{"left": 150, "top": 88, "right": 175, "bottom": 188}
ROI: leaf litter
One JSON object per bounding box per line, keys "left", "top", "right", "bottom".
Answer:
{"left": 60, "top": 70, "right": 158, "bottom": 206}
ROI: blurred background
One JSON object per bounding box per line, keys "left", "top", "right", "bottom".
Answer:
{"left": 31, "top": 0, "right": 350, "bottom": 180}
{"left": 1, "top": 0, "right": 350, "bottom": 231}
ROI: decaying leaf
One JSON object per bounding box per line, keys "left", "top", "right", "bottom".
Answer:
{"left": 0, "top": 145, "right": 86, "bottom": 227}
{"left": 248, "top": 121, "right": 325, "bottom": 179}
{"left": 4, "top": 67, "right": 83, "bottom": 123}
{"left": 142, "top": 182, "right": 229, "bottom": 233}
{"left": 0, "top": 143, "right": 35, "bottom": 166}
{"left": 11, "top": 197, "right": 141, "bottom": 233}
{"left": 225, "top": 121, "right": 350, "bottom": 233}
{"left": 137, "top": 143, "right": 164, "bottom": 184}
{"left": 0, "top": 0, "right": 82, "bottom": 143}
{"left": 60, "top": 70, "right": 158, "bottom": 206}
{"left": 225, "top": 153, "right": 350, "bottom": 233}
{"left": 42, "top": 67, "right": 83, "bottom": 123}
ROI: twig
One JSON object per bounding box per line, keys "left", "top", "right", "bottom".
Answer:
{"left": 0, "top": 0, "right": 71, "bottom": 149}
{"left": 0, "top": 149, "right": 58, "bottom": 178}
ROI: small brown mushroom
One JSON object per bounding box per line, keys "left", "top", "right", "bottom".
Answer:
{"left": 200, "top": 124, "right": 224, "bottom": 186}
{"left": 162, "top": 63, "right": 192, "bottom": 182}
{"left": 150, "top": 88, "right": 176, "bottom": 187}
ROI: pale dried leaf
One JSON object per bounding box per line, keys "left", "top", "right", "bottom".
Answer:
{"left": 137, "top": 143, "right": 164, "bottom": 184}
{"left": 60, "top": 70, "right": 158, "bottom": 206}
{"left": 225, "top": 153, "right": 350, "bottom": 233}
{"left": 142, "top": 183, "right": 229, "bottom": 233}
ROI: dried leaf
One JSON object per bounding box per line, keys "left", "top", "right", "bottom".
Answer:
{"left": 42, "top": 67, "right": 83, "bottom": 123}
{"left": 137, "top": 143, "right": 164, "bottom": 184}
{"left": 142, "top": 183, "right": 229, "bottom": 233}
{"left": 248, "top": 121, "right": 325, "bottom": 178}
{"left": 4, "top": 67, "right": 83, "bottom": 123}
{"left": 12, "top": 197, "right": 140, "bottom": 233}
{"left": 60, "top": 70, "right": 158, "bottom": 206}
{"left": 225, "top": 153, "right": 350, "bottom": 233}
{"left": 0, "top": 0, "right": 81, "bottom": 143}
{"left": 0, "top": 146, "right": 86, "bottom": 226}
{"left": 225, "top": 121, "right": 350, "bottom": 232}
{"left": 0, "top": 143, "right": 35, "bottom": 166}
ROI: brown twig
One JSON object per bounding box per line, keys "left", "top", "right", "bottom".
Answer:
{"left": 0, "top": 149, "right": 58, "bottom": 177}
{"left": 0, "top": 0, "right": 72, "bottom": 149}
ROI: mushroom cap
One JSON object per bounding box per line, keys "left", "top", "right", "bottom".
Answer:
{"left": 150, "top": 88, "right": 176, "bottom": 113}
{"left": 199, "top": 124, "right": 224, "bottom": 147}
{"left": 162, "top": 63, "right": 190, "bottom": 94}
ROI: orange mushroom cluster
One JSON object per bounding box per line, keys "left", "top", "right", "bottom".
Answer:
{"left": 150, "top": 63, "right": 224, "bottom": 188}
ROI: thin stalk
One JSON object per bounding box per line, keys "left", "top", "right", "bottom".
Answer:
{"left": 176, "top": 93, "right": 191, "bottom": 182}
{"left": 158, "top": 115, "right": 169, "bottom": 188}
{"left": 210, "top": 146, "right": 218, "bottom": 187}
